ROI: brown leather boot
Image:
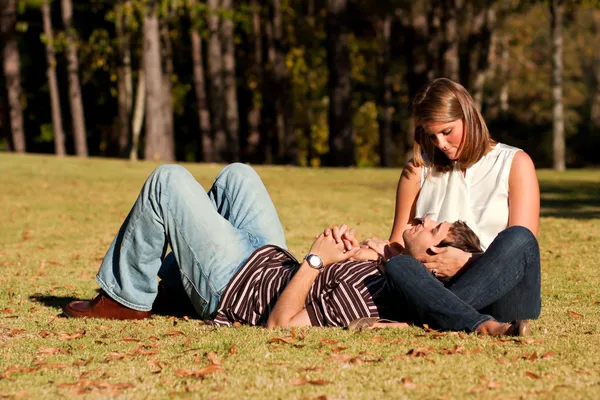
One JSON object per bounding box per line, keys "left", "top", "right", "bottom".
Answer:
{"left": 64, "top": 291, "right": 151, "bottom": 320}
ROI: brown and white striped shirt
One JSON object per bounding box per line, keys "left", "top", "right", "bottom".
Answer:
{"left": 209, "top": 245, "right": 395, "bottom": 327}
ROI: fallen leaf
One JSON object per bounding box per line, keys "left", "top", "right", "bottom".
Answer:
{"left": 525, "top": 371, "right": 541, "bottom": 379}
{"left": 291, "top": 377, "right": 307, "bottom": 386}
{"left": 365, "top": 336, "right": 386, "bottom": 343}
{"left": 205, "top": 351, "right": 221, "bottom": 365}
{"left": 487, "top": 381, "right": 503, "bottom": 389}
{"left": 175, "top": 364, "right": 224, "bottom": 379}
{"left": 469, "top": 385, "right": 486, "bottom": 393}
{"left": 297, "top": 366, "right": 325, "bottom": 372}
{"left": 330, "top": 346, "right": 347, "bottom": 353}
{"left": 319, "top": 338, "right": 338, "bottom": 345}
{"left": 309, "top": 379, "right": 332, "bottom": 385}
{"left": 268, "top": 337, "right": 294, "bottom": 344}
{"left": 568, "top": 310, "right": 583, "bottom": 318}
{"left": 165, "top": 330, "right": 185, "bottom": 336}
{"left": 37, "top": 347, "right": 70, "bottom": 356}
{"left": 228, "top": 344, "right": 237, "bottom": 355}
{"left": 541, "top": 352, "right": 555, "bottom": 359}
{"left": 402, "top": 377, "right": 418, "bottom": 390}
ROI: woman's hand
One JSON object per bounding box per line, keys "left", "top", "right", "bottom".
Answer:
{"left": 419, "top": 246, "right": 472, "bottom": 280}
{"left": 323, "top": 224, "right": 358, "bottom": 251}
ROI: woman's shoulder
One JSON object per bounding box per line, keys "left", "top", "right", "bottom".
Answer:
{"left": 490, "top": 142, "right": 522, "bottom": 156}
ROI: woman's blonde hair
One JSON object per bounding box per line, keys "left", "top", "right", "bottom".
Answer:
{"left": 410, "top": 78, "right": 495, "bottom": 172}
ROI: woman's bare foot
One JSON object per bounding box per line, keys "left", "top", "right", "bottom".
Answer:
{"left": 476, "top": 320, "right": 530, "bottom": 337}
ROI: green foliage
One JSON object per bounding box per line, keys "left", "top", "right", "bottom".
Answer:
{"left": 354, "top": 101, "right": 380, "bottom": 167}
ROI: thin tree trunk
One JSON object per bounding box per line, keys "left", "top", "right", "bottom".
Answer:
{"left": 271, "top": 0, "right": 295, "bottom": 163}
{"left": 263, "top": 7, "right": 276, "bottom": 163}
{"left": 499, "top": 34, "right": 509, "bottom": 114}
{"left": 142, "top": 0, "right": 170, "bottom": 161}
{"left": 304, "top": 0, "right": 315, "bottom": 166}
{"left": 160, "top": 20, "right": 175, "bottom": 160}
{"left": 1, "top": 0, "right": 25, "bottom": 153}
{"left": 551, "top": 0, "right": 565, "bottom": 171}
{"left": 61, "top": 0, "right": 87, "bottom": 157}
{"left": 115, "top": 0, "right": 133, "bottom": 158}
{"left": 246, "top": 0, "right": 262, "bottom": 162}
{"left": 442, "top": 0, "right": 460, "bottom": 81}
{"left": 191, "top": 29, "right": 213, "bottom": 162}
{"left": 207, "top": 0, "right": 227, "bottom": 162}
{"left": 426, "top": 0, "right": 442, "bottom": 80}
{"left": 377, "top": 16, "right": 392, "bottom": 167}
{"left": 42, "top": 0, "right": 65, "bottom": 156}
{"left": 326, "top": 0, "right": 354, "bottom": 166}
{"left": 130, "top": 66, "right": 145, "bottom": 161}
{"left": 472, "top": 6, "right": 496, "bottom": 110}
{"left": 221, "top": 0, "right": 240, "bottom": 161}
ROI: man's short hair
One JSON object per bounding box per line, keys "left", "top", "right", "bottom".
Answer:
{"left": 437, "top": 220, "right": 482, "bottom": 253}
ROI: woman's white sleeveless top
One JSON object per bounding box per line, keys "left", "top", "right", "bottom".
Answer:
{"left": 415, "top": 143, "right": 521, "bottom": 250}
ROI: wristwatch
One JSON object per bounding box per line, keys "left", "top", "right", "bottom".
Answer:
{"left": 304, "top": 254, "right": 324, "bottom": 271}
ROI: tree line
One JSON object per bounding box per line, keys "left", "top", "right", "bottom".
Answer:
{"left": 1, "top": 0, "right": 599, "bottom": 168}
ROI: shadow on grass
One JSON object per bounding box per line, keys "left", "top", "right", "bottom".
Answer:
{"left": 30, "top": 294, "right": 79, "bottom": 312}
{"left": 540, "top": 180, "right": 600, "bottom": 219}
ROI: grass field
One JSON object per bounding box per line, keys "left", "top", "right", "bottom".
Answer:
{"left": 1, "top": 153, "right": 599, "bottom": 399}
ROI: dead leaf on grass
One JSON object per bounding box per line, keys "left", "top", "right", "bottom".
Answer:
{"left": 364, "top": 336, "right": 386, "bottom": 343}
{"left": 330, "top": 346, "right": 347, "bottom": 353}
{"left": 525, "top": 371, "right": 541, "bottom": 379}
{"left": 37, "top": 347, "right": 70, "bottom": 356}
{"left": 165, "top": 330, "right": 185, "bottom": 336}
{"left": 319, "top": 338, "right": 338, "bottom": 345}
{"left": 268, "top": 337, "right": 294, "bottom": 344}
{"left": 175, "top": 364, "right": 223, "bottom": 379}
{"left": 58, "top": 330, "right": 85, "bottom": 340}
{"left": 228, "top": 344, "right": 237, "bottom": 355}
{"left": 308, "top": 379, "right": 331, "bottom": 385}
{"left": 541, "top": 352, "right": 555, "bottom": 359}
{"left": 291, "top": 377, "right": 307, "bottom": 386}
{"left": 297, "top": 366, "right": 325, "bottom": 372}
{"left": 205, "top": 351, "right": 221, "bottom": 365}
{"left": 401, "top": 377, "right": 418, "bottom": 390}
{"left": 568, "top": 310, "right": 583, "bottom": 318}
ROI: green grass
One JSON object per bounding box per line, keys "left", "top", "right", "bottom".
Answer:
{"left": 1, "top": 153, "right": 599, "bottom": 399}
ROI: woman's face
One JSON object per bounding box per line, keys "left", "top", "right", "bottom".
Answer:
{"left": 424, "top": 119, "right": 465, "bottom": 160}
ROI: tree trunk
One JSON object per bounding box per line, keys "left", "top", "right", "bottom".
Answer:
{"left": 1, "top": 0, "right": 25, "bottom": 153}
{"left": 221, "top": 0, "right": 240, "bottom": 161}
{"left": 472, "top": 6, "right": 496, "bottom": 110}
{"left": 160, "top": 20, "right": 175, "bottom": 160}
{"left": 191, "top": 28, "right": 213, "bottom": 162}
{"left": 115, "top": 0, "right": 133, "bottom": 158}
{"left": 551, "top": 0, "right": 565, "bottom": 171}
{"left": 245, "top": 0, "right": 262, "bottom": 162}
{"left": 441, "top": 0, "right": 460, "bottom": 81}
{"left": 207, "top": 0, "right": 227, "bottom": 162}
{"left": 142, "top": 0, "right": 171, "bottom": 161}
{"left": 426, "top": 0, "right": 442, "bottom": 80}
{"left": 130, "top": 66, "right": 145, "bottom": 161}
{"left": 304, "top": 0, "right": 315, "bottom": 166}
{"left": 377, "top": 16, "right": 392, "bottom": 167}
{"left": 42, "top": 0, "right": 65, "bottom": 156}
{"left": 326, "top": 0, "right": 354, "bottom": 166}
{"left": 499, "top": 33, "right": 509, "bottom": 114}
{"left": 61, "top": 0, "right": 87, "bottom": 157}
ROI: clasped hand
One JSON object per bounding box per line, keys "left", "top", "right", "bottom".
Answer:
{"left": 309, "top": 224, "right": 360, "bottom": 267}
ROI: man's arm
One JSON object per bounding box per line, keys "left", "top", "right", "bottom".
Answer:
{"left": 267, "top": 226, "right": 359, "bottom": 328}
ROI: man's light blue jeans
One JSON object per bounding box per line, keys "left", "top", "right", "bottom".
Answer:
{"left": 96, "top": 163, "right": 287, "bottom": 319}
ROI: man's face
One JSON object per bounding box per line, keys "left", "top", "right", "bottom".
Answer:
{"left": 403, "top": 217, "right": 452, "bottom": 258}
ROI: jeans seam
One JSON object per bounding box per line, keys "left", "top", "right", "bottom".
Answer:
{"left": 163, "top": 187, "right": 214, "bottom": 306}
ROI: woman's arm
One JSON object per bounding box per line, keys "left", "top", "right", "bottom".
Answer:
{"left": 508, "top": 151, "right": 540, "bottom": 237}
{"left": 389, "top": 160, "right": 422, "bottom": 247}
{"left": 267, "top": 227, "right": 359, "bottom": 328}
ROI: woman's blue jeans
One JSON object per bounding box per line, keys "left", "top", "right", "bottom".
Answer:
{"left": 96, "top": 163, "right": 287, "bottom": 319}
{"left": 384, "top": 226, "right": 541, "bottom": 332}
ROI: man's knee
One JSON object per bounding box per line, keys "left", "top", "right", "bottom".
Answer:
{"left": 152, "top": 164, "right": 191, "bottom": 182}
{"left": 384, "top": 255, "right": 423, "bottom": 278}
{"left": 215, "top": 163, "right": 258, "bottom": 185}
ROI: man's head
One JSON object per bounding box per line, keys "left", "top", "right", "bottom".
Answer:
{"left": 402, "top": 217, "right": 482, "bottom": 258}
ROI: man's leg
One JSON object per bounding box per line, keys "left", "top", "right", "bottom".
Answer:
{"left": 157, "top": 163, "right": 287, "bottom": 317}
{"left": 81, "top": 164, "right": 282, "bottom": 320}
{"left": 447, "top": 226, "right": 541, "bottom": 322}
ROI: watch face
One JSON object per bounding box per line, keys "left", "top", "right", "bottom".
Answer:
{"left": 307, "top": 254, "right": 322, "bottom": 269}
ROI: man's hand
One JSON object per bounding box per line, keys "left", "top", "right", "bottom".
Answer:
{"left": 361, "top": 236, "right": 402, "bottom": 261}
{"left": 419, "top": 246, "right": 472, "bottom": 280}
{"left": 312, "top": 225, "right": 360, "bottom": 266}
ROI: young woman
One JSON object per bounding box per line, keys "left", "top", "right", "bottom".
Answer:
{"left": 356, "top": 78, "right": 540, "bottom": 336}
